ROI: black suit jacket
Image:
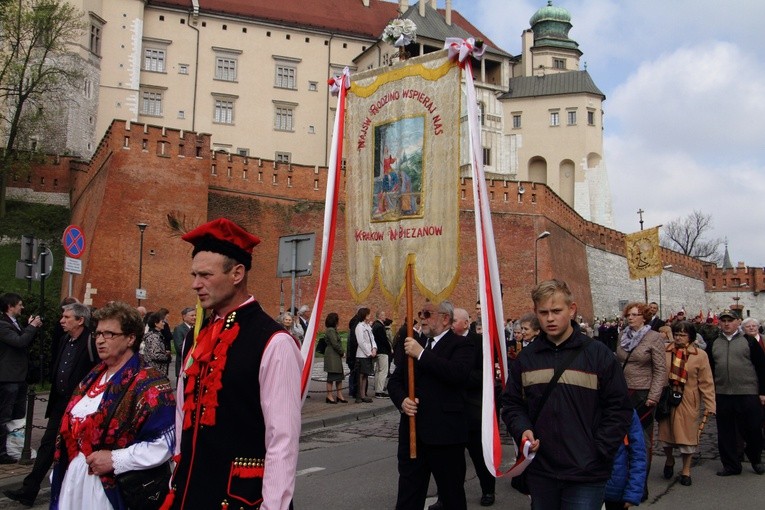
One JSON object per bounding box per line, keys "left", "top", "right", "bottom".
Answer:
{"left": 649, "top": 316, "right": 665, "bottom": 332}
{"left": 46, "top": 327, "right": 98, "bottom": 418}
{"left": 388, "top": 329, "right": 473, "bottom": 445}
{"left": 0, "top": 314, "right": 38, "bottom": 383}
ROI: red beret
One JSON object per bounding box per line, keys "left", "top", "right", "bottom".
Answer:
{"left": 182, "top": 218, "right": 260, "bottom": 270}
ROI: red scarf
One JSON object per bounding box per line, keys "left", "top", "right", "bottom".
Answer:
{"left": 669, "top": 347, "right": 688, "bottom": 386}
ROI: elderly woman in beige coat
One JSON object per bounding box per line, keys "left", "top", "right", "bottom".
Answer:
{"left": 658, "top": 321, "right": 715, "bottom": 486}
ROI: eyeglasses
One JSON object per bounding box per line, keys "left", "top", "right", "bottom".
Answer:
{"left": 95, "top": 331, "right": 125, "bottom": 340}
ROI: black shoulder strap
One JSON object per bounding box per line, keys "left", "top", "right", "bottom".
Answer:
{"left": 530, "top": 338, "right": 592, "bottom": 424}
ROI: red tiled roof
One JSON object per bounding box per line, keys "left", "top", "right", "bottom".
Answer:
{"left": 150, "top": 0, "right": 400, "bottom": 39}
{"left": 149, "top": 1, "right": 505, "bottom": 51}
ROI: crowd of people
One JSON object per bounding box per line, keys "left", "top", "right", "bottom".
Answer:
{"left": 0, "top": 214, "right": 763, "bottom": 510}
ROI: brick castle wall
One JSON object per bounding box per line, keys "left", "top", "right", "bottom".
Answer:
{"left": 6, "top": 120, "right": 762, "bottom": 324}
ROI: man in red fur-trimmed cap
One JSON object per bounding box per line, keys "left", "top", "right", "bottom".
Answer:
{"left": 164, "top": 218, "right": 302, "bottom": 510}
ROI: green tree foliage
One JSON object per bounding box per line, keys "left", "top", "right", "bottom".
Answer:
{"left": 0, "top": 0, "right": 86, "bottom": 217}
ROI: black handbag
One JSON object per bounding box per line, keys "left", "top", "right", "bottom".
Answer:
{"left": 116, "top": 461, "right": 172, "bottom": 510}
{"left": 316, "top": 335, "right": 327, "bottom": 354}
{"left": 510, "top": 339, "right": 593, "bottom": 495}
{"left": 656, "top": 385, "right": 683, "bottom": 420}
{"left": 99, "top": 372, "right": 171, "bottom": 510}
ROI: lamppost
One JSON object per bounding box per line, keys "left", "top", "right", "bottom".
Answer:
{"left": 659, "top": 264, "right": 673, "bottom": 319}
{"left": 731, "top": 282, "right": 748, "bottom": 318}
{"left": 137, "top": 222, "right": 148, "bottom": 306}
{"left": 534, "top": 231, "right": 551, "bottom": 284}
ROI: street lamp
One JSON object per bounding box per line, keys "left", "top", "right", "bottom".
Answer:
{"left": 659, "top": 264, "right": 673, "bottom": 319}
{"left": 732, "top": 282, "right": 748, "bottom": 318}
{"left": 534, "top": 231, "right": 551, "bottom": 284}
{"left": 137, "top": 222, "right": 148, "bottom": 306}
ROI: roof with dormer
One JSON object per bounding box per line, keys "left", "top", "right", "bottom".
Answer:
{"left": 499, "top": 70, "right": 604, "bottom": 100}
{"left": 148, "top": 0, "right": 506, "bottom": 53}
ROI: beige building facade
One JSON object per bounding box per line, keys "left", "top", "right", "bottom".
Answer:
{"left": 57, "top": 0, "right": 611, "bottom": 225}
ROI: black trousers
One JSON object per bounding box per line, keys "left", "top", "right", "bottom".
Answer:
{"left": 21, "top": 406, "right": 65, "bottom": 496}
{"left": 465, "top": 429, "right": 495, "bottom": 495}
{"left": 396, "top": 439, "right": 467, "bottom": 510}
{"left": 716, "top": 394, "right": 763, "bottom": 472}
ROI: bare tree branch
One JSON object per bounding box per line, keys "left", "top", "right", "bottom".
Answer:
{"left": 660, "top": 210, "right": 723, "bottom": 263}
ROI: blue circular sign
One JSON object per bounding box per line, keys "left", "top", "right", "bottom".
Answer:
{"left": 62, "top": 225, "right": 86, "bottom": 259}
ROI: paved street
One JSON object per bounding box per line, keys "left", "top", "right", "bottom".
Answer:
{"left": 0, "top": 361, "right": 763, "bottom": 508}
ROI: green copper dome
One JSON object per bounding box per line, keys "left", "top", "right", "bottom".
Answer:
{"left": 529, "top": 1, "right": 571, "bottom": 26}
{"left": 529, "top": 1, "right": 579, "bottom": 51}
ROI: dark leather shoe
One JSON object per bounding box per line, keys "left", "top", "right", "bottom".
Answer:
{"left": 428, "top": 500, "right": 444, "bottom": 510}
{"left": 480, "top": 493, "right": 495, "bottom": 506}
{"left": 716, "top": 468, "right": 741, "bottom": 476}
{"left": 3, "top": 488, "right": 35, "bottom": 506}
{"left": 678, "top": 475, "right": 692, "bottom": 486}
{"left": 753, "top": 463, "right": 765, "bottom": 475}
{"left": 325, "top": 397, "right": 337, "bottom": 404}
{"left": 663, "top": 463, "right": 674, "bottom": 479}
{"left": 0, "top": 454, "right": 16, "bottom": 465}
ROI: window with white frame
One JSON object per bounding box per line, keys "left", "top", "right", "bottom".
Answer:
{"left": 141, "top": 89, "right": 163, "bottom": 116}
{"left": 275, "top": 152, "right": 291, "bottom": 163}
{"left": 550, "top": 111, "right": 560, "bottom": 126}
{"left": 553, "top": 58, "right": 566, "bottom": 69}
{"left": 179, "top": 64, "right": 189, "bottom": 75}
{"left": 214, "top": 98, "right": 235, "bottom": 124}
{"left": 275, "top": 65, "right": 296, "bottom": 89}
{"left": 512, "top": 114, "right": 521, "bottom": 129}
{"left": 275, "top": 106, "right": 294, "bottom": 131}
{"left": 567, "top": 110, "right": 577, "bottom": 125}
{"left": 216, "top": 57, "right": 237, "bottom": 81}
{"left": 587, "top": 110, "right": 595, "bottom": 125}
{"left": 143, "top": 48, "right": 166, "bottom": 72}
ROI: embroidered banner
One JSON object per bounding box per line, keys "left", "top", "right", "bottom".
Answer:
{"left": 625, "top": 226, "right": 663, "bottom": 279}
{"left": 345, "top": 51, "right": 460, "bottom": 304}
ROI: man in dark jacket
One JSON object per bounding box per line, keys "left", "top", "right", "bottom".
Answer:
{"left": 4, "top": 302, "right": 98, "bottom": 506}
{"left": 372, "top": 310, "right": 391, "bottom": 398}
{"left": 389, "top": 300, "right": 473, "bottom": 510}
{"left": 501, "top": 280, "right": 632, "bottom": 508}
{"left": 0, "top": 293, "right": 42, "bottom": 464}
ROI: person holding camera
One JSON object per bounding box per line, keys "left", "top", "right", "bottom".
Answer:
{"left": 0, "top": 292, "right": 42, "bottom": 464}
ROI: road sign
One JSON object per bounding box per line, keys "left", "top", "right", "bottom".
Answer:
{"left": 277, "top": 233, "right": 316, "bottom": 278}
{"left": 32, "top": 248, "right": 53, "bottom": 281}
{"left": 62, "top": 225, "right": 86, "bottom": 259}
{"left": 64, "top": 256, "right": 82, "bottom": 274}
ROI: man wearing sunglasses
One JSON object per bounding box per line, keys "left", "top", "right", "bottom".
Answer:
{"left": 706, "top": 309, "right": 765, "bottom": 476}
{"left": 388, "top": 300, "right": 474, "bottom": 510}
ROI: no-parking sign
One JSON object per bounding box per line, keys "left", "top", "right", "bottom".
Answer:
{"left": 62, "top": 225, "right": 86, "bottom": 259}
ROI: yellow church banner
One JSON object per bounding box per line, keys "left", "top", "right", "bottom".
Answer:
{"left": 345, "top": 51, "right": 460, "bottom": 304}
{"left": 625, "top": 226, "right": 663, "bottom": 280}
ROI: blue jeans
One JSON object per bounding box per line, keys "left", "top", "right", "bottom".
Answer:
{"left": 528, "top": 473, "right": 606, "bottom": 510}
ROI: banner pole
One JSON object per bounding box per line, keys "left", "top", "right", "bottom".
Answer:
{"left": 406, "top": 263, "right": 417, "bottom": 458}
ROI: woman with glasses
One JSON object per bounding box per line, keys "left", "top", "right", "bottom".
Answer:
{"left": 657, "top": 321, "right": 715, "bottom": 486}
{"left": 143, "top": 312, "right": 172, "bottom": 374}
{"left": 50, "top": 301, "right": 175, "bottom": 510}
{"left": 616, "top": 302, "right": 667, "bottom": 500}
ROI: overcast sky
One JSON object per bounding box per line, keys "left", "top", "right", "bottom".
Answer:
{"left": 442, "top": 0, "right": 765, "bottom": 266}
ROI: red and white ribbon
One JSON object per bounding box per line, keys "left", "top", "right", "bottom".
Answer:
{"left": 506, "top": 438, "right": 537, "bottom": 479}
{"left": 299, "top": 68, "right": 349, "bottom": 401}
{"left": 445, "top": 37, "right": 486, "bottom": 68}
{"left": 450, "top": 37, "right": 508, "bottom": 477}
{"left": 327, "top": 67, "right": 350, "bottom": 97}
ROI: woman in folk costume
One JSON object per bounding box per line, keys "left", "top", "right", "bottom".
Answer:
{"left": 50, "top": 301, "right": 175, "bottom": 509}
{"left": 658, "top": 321, "right": 715, "bottom": 486}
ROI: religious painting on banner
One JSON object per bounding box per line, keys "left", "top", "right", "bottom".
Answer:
{"left": 346, "top": 51, "right": 460, "bottom": 304}
{"left": 625, "top": 226, "right": 663, "bottom": 279}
